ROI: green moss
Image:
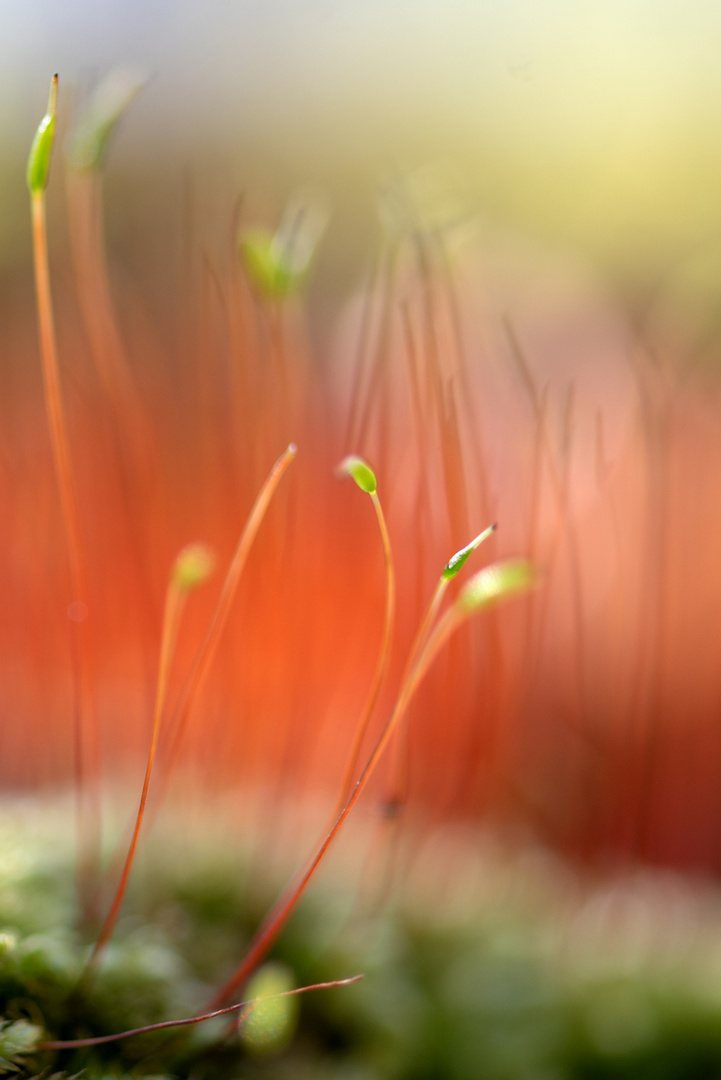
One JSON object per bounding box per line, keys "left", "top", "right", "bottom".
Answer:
{"left": 6, "top": 803, "right": 721, "bottom": 1078}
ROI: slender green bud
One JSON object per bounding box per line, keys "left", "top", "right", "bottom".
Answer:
{"left": 173, "top": 543, "right": 215, "bottom": 592}
{"left": 239, "top": 190, "right": 329, "bottom": 300}
{"left": 458, "top": 559, "right": 535, "bottom": 614}
{"left": 240, "top": 229, "right": 291, "bottom": 299}
{"left": 336, "top": 455, "right": 377, "bottom": 494}
{"left": 26, "top": 75, "right": 58, "bottom": 194}
{"left": 68, "top": 68, "right": 146, "bottom": 171}
{"left": 442, "top": 522, "right": 497, "bottom": 581}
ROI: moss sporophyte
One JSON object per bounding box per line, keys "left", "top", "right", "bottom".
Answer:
{"left": 1, "top": 74, "right": 535, "bottom": 1074}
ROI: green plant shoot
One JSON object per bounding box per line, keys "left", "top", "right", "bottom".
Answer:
{"left": 443, "top": 522, "right": 497, "bottom": 580}
{"left": 26, "top": 75, "right": 58, "bottom": 194}
{"left": 239, "top": 192, "right": 328, "bottom": 300}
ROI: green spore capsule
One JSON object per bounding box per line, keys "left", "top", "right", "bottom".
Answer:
{"left": 458, "top": 559, "right": 535, "bottom": 614}
{"left": 26, "top": 75, "right": 58, "bottom": 195}
{"left": 337, "top": 455, "right": 377, "bottom": 494}
{"left": 173, "top": 543, "right": 216, "bottom": 592}
{"left": 443, "top": 523, "right": 497, "bottom": 580}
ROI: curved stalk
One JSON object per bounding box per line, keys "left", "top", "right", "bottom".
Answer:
{"left": 29, "top": 76, "right": 100, "bottom": 917}
{"left": 42, "top": 975, "right": 362, "bottom": 1050}
{"left": 157, "top": 444, "right": 297, "bottom": 784}
{"left": 207, "top": 552, "right": 528, "bottom": 1009}
{"left": 85, "top": 544, "right": 213, "bottom": 975}
{"left": 335, "top": 487, "right": 395, "bottom": 812}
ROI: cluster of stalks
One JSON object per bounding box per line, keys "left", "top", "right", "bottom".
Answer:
{"left": 22, "top": 75, "right": 532, "bottom": 1053}
{"left": 11, "top": 63, "right": 721, "bottom": 909}
{"left": 14, "top": 56, "right": 721, "bottom": 1058}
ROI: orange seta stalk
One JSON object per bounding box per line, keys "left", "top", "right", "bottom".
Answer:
{"left": 363, "top": 524, "right": 498, "bottom": 859}
{"left": 28, "top": 76, "right": 100, "bottom": 916}
{"left": 208, "top": 546, "right": 526, "bottom": 1011}
{"left": 85, "top": 543, "right": 214, "bottom": 975}
{"left": 94, "top": 446, "right": 297, "bottom": 897}
{"left": 157, "top": 443, "right": 297, "bottom": 787}
{"left": 334, "top": 483, "right": 395, "bottom": 813}
{"left": 394, "top": 523, "right": 499, "bottom": 705}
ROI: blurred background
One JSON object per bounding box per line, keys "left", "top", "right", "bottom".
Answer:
{"left": 3, "top": 0, "right": 721, "bottom": 301}
{"left": 6, "top": 4, "right": 721, "bottom": 1077}
{"left": 3, "top": 0, "right": 721, "bottom": 873}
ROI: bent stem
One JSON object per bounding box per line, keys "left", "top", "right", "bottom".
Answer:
{"left": 42, "top": 975, "right": 363, "bottom": 1050}
{"left": 398, "top": 523, "right": 498, "bottom": 701}
{"left": 335, "top": 518, "right": 496, "bottom": 823}
{"left": 377, "top": 523, "right": 499, "bottom": 821}
{"left": 65, "top": 166, "right": 159, "bottom": 587}
{"left": 29, "top": 77, "right": 100, "bottom": 918}
{"left": 157, "top": 444, "right": 297, "bottom": 787}
{"left": 335, "top": 481, "right": 395, "bottom": 813}
{"left": 208, "top": 550, "right": 527, "bottom": 1010}
{"left": 84, "top": 544, "right": 213, "bottom": 976}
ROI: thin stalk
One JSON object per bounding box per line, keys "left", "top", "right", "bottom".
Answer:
{"left": 340, "top": 520, "right": 496, "bottom": 833}
{"left": 207, "top": 566, "right": 498, "bottom": 1010}
{"left": 435, "top": 232, "right": 491, "bottom": 521}
{"left": 415, "top": 233, "right": 469, "bottom": 542}
{"left": 157, "top": 444, "right": 297, "bottom": 786}
{"left": 362, "top": 576, "right": 454, "bottom": 908}
{"left": 400, "top": 302, "right": 433, "bottom": 607}
{"left": 66, "top": 170, "right": 144, "bottom": 435}
{"left": 335, "top": 488, "right": 395, "bottom": 811}
{"left": 344, "top": 245, "right": 381, "bottom": 449}
{"left": 85, "top": 581, "right": 184, "bottom": 974}
{"left": 31, "top": 182, "right": 100, "bottom": 918}
{"left": 414, "top": 521, "right": 498, "bottom": 665}
{"left": 42, "top": 975, "right": 363, "bottom": 1050}
{"left": 85, "top": 544, "right": 213, "bottom": 974}
{"left": 354, "top": 245, "right": 398, "bottom": 455}
{"left": 66, "top": 167, "right": 161, "bottom": 667}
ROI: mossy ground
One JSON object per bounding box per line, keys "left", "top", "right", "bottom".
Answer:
{"left": 4, "top": 797, "right": 721, "bottom": 1079}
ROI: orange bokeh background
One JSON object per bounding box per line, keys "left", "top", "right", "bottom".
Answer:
{"left": 4, "top": 163, "right": 721, "bottom": 879}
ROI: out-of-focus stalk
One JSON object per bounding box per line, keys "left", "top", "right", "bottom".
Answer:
{"left": 208, "top": 550, "right": 532, "bottom": 1010}
{"left": 157, "top": 444, "right": 298, "bottom": 787}
{"left": 334, "top": 456, "right": 395, "bottom": 813}
{"left": 28, "top": 75, "right": 101, "bottom": 921}
{"left": 85, "top": 544, "right": 214, "bottom": 975}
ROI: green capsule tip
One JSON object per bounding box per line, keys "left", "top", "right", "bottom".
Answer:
{"left": 173, "top": 543, "right": 216, "bottom": 593}
{"left": 26, "top": 74, "right": 59, "bottom": 195}
{"left": 442, "top": 522, "right": 497, "bottom": 580}
{"left": 336, "top": 455, "right": 377, "bottom": 495}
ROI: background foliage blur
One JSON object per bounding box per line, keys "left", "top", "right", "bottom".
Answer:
{"left": 3, "top": 1, "right": 721, "bottom": 870}
{"left": 2, "top": 0, "right": 721, "bottom": 315}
